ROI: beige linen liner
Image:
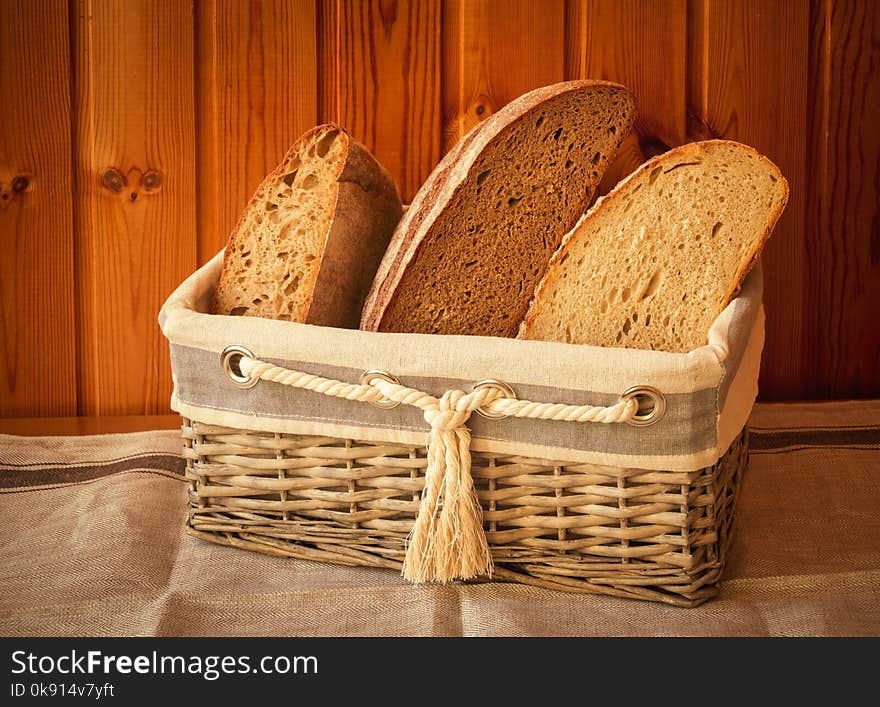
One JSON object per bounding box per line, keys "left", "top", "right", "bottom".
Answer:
{"left": 159, "top": 250, "right": 764, "bottom": 472}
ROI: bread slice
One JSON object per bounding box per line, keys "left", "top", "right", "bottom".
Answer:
{"left": 212, "top": 124, "right": 403, "bottom": 327}
{"left": 360, "top": 80, "right": 636, "bottom": 336}
{"left": 518, "top": 140, "right": 789, "bottom": 352}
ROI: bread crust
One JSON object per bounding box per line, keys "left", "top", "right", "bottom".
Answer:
{"left": 307, "top": 138, "right": 403, "bottom": 326}
{"left": 359, "top": 80, "right": 636, "bottom": 333}
{"left": 358, "top": 124, "right": 482, "bottom": 329}
{"left": 212, "top": 123, "right": 402, "bottom": 328}
{"left": 518, "top": 139, "right": 790, "bottom": 346}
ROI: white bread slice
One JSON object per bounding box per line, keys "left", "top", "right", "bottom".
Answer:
{"left": 360, "top": 80, "right": 636, "bottom": 337}
{"left": 519, "top": 140, "right": 789, "bottom": 352}
{"left": 212, "top": 124, "right": 402, "bottom": 327}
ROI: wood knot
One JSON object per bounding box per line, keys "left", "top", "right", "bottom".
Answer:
{"left": 473, "top": 95, "right": 493, "bottom": 119}
{"left": 101, "top": 168, "right": 125, "bottom": 193}
{"left": 142, "top": 170, "right": 162, "bottom": 192}
{"left": 12, "top": 175, "right": 30, "bottom": 193}
{"left": 100, "top": 167, "right": 161, "bottom": 200}
{"left": 1, "top": 174, "right": 33, "bottom": 206}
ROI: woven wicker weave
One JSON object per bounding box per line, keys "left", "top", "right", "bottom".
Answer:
{"left": 182, "top": 418, "right": 746, "bottom": 607}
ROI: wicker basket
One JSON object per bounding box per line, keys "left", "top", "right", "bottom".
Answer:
{"left": 161, "top": 253, "right": 764, "bottom": 607}
{"left": 182, "top": 420, "right": 746, "bottom": 607}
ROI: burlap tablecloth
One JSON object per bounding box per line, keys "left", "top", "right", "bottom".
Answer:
{"left": 1, "top": 401, "right": 878, "bottom": 636}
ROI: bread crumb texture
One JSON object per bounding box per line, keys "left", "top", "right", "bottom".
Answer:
{"left": 378, "top": 86, "right": 634, "bottom": 337}
{"left": 213, "top": 126, "right": 346, "bottom": 320}
{"left": 520, "top": 140, "right": 788, "bottom": 352}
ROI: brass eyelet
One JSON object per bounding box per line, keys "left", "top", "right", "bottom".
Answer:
{"left": 621, "top": 385, "right": 667, "bottom": 426}
{"left": 472, "top": 379, "right": 517, "bottom": 419}
{"left": 360, "top": 369, "right": 401, "bottom": 409}
{"left": 220, "top": 345, "right": 258, "bottom": 389}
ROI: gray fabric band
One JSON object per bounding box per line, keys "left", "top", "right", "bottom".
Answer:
{"left": 171, "top": 344, "right": 717, "bottom": 457}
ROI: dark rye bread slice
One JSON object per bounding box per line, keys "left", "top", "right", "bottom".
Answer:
{"left": 213, "top": 124, "right": 402, "bottom": 328}
{"left": 360, "top": 80, "right": 636, "bottom": 336}
{"left": 518, "top": 140, "right": 789, "bottom": 352}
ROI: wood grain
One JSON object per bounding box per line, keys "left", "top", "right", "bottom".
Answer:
{"left": 689, "top": 0, "right": 810, "bottom": 400}
{"left": 320, "top": 0, "right": 441, "bottom": 202}
{"left": 442, "top": 0, "right": 565, "bottom": 153}
{"left": 197, "top": 0, "right": 318, "bottom": 263}
{"left": 805, "top": 0, "right": 880, "bottom": 398}
{"left": 0, "top": 0, "right": 76, "bottom": 417}
{"left": 73, "top": 0, "right": 197, "bottom": 415}
{"left": 566, "top": 0, "right": 687, "bottom": 194}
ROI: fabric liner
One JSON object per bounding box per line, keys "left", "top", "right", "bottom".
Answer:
{"left": 160, "top": 250, "right": 764, "bottom": 471}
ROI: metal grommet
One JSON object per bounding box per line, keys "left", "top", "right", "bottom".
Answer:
{"left": 472, "top": 379, "right": 517, "bottom": 419}
{"left": 621, "top": 385, "right": 667, "bottom": 426}
{"left": 220, "top": 345, "right": 258, "bottom": 389}
{"left": 360, "top": 369, "right": 401, "bottom": 409}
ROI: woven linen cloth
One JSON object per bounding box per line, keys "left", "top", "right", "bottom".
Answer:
{"left": 1, "top": 400, "right": 878, "bottom": 637}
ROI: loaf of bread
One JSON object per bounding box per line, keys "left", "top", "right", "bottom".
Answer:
{"left": 360, "top": 80, "right": 636, "bottom": 337}
{"left": 518, "top": 139, "right": 789, "bottom": 352}
{"left": 212, "top": 124, "right": 402, "bottom": 327}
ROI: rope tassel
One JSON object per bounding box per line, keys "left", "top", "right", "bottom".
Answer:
{"left": 237, "top": 355, "right": 639, "bottom": 584}
{"left": 403, "top": 389, "right": 493, "bottom": 583}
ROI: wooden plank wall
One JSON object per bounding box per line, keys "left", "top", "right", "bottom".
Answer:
{"left": 0, "top": 0, "right": 77, "bottom": 417}
{"left": 74, "top": 0, "right": 198, "bottom": 416}
{"left": 0, "top": 0, "right": 877, "bottom": 418}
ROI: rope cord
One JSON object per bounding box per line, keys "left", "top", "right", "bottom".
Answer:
{"left": 238, "top": 357, "right": 639, "bottom": 425}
